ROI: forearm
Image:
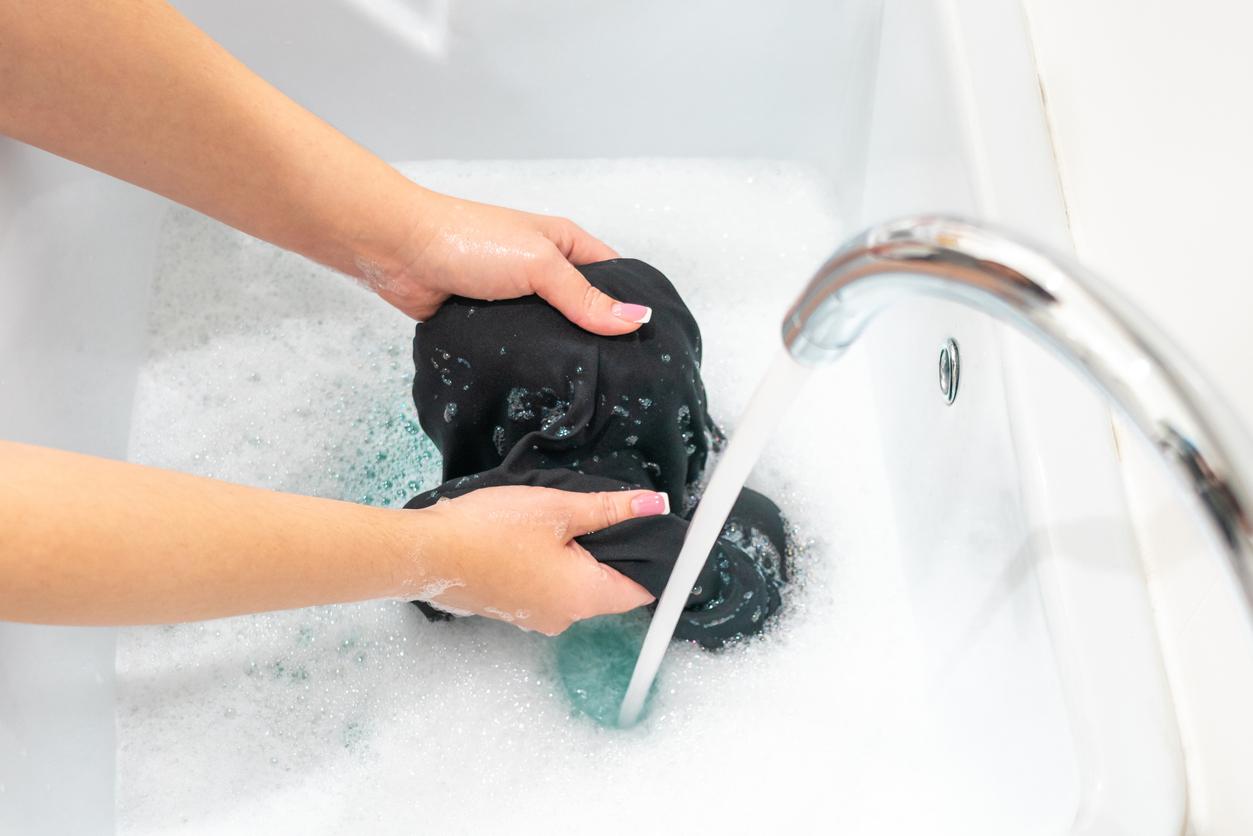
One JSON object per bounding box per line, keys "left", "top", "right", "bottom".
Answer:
{"left": 0, "top": 441, "right": 424, "bottom": 625}
{"left": 0, "top": 0, "right": 424, "bottom": 279}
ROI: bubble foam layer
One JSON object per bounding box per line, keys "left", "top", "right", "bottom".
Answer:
{"left": 119, "top": 160, "right": 937, "bottom": 834}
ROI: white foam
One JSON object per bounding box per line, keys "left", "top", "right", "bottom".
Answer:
{"left": 119, "top": 160, "right": 939, "bottom": 834}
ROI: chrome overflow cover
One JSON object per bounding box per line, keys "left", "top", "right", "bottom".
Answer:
{"left": 939, "top": 338, "right": 960, "bottom": 405}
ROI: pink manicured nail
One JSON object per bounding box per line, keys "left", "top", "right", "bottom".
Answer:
{"left": 612, "top": 302, "right": 653, "bottom": 324}
{"left": 630, "top": 491, "right": 670, "bottom": 517}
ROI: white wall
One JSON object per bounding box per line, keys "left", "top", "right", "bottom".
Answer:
{"left": 1023, "top": 2, "right": 1253, "bottom": 832}
{"left": 1022, "top": 0, "right": 1253, "bottom": 425}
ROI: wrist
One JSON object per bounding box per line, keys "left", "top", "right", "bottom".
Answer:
{"left": 342, "top": 179, "right": 444, "bottom": 295}
{"left": 373, "top": 504, "right": 450, "bottom": 602}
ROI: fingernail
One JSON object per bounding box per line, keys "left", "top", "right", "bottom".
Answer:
{"left": 630, "top": 491, "right": 670, "bottom": 517}
{"left": 612, "top": 302, "right": 652, "bottom": 324}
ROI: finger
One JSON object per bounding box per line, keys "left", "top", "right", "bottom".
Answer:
{"left": 532, "top": 259, "right": 653, "bottom": 336}
{"left": 542, "top": 216, "right": 620, "bottom": 264}
{"left": 567, "top": 544, "right": 656, "bottom": 622}
{"left": 563, "top": 489, "right": 671, "bottom": 539}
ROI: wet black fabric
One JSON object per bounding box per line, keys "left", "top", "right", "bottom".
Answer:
{"left": 404, "top": 259, "right": 788, "bottom": 648}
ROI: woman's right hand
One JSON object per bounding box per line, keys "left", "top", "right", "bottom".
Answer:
{"left": 395, "top": 485, "right": 667, "bottom": 635}
{"left": 359, "top": 191, "right": 653, "bottom": 336}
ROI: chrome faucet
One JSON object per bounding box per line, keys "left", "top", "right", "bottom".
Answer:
{"left": 619, "top": 214, "right": 1253, "bottom": 730}
{"left": 782, "top": 215, "right": 1253, "bottom": 609}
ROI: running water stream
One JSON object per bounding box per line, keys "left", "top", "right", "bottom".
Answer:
{"left": 618, "top": 347, "right": 815, "bottom": 725}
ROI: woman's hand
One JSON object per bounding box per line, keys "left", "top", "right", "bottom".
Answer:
{"left": 0, "top": 442, "right": 662, "bottom": 631}
{"left": 398, "top": 485, "right": 666, "bottom": 635}
{"left": 360, "top": 192, "right": 652, "bottom": 336}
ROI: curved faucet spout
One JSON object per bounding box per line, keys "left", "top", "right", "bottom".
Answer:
{"left": 782, "top": 215, "right": 1253, "bottom": 606}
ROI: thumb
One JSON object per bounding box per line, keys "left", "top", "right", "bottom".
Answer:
{"left": 533, "top": 259, "right": 653, "bottom": 337}
{"left": 563, "top": 489, "right": 672, "bottom": 538}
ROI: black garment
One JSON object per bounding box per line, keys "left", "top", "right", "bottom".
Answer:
{"left": 404, "top": 259, "right": 788, "bottom": 648}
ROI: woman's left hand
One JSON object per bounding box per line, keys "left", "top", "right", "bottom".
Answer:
{"left": 397, "top": 484, "right": 665, "bottom": 635}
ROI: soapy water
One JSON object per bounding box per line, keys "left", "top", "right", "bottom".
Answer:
{"left": 555, "top": 612, "right": 654, "bottom": 727}
{"left": 119, "top": 160, "right": 947, "bottom": 833}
